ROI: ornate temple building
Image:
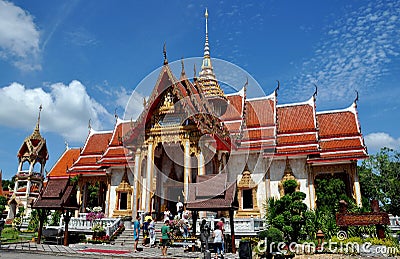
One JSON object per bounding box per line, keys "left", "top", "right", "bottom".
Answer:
{"left": 44, "top": 10, "right": 367, "bottom": 220}
{"left": 7, "top": 106, "right": 48, "bottom": 220}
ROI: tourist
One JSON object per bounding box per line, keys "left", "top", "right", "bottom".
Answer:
{"left": 142, "top": 218, "right": 150, "bottom": 246}
{"left": 164, "top": 207, "right": 172, "bottom": 221}
{"left": 161, "top": 219, "right": 171, "bottom": 256}
{"left": 216, "top": 218, "right": 225, "bottom": 253}
{"left": 212, "top": 224, "right": 223, "bottom": 259}
{"left": 200, "top": 219, "right": 210, "bottom": 252}
{"left": 133, "top": 216, "right": 141, "bottom": 252}
{"left": 148, "top": 217, "right": 156, "bottom": 248}
{"left": 176, "top": 196, "right": 184, "bottom": 219}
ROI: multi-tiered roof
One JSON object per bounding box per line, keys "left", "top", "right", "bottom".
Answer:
{"left": 47, "top": 10, "right": 367, "bottom": 179}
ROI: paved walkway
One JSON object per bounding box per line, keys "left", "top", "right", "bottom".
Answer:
{"left": 0, "top": 242, "right": 238, "bottom": 258}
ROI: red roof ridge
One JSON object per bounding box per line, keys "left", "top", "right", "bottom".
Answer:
{"left": 246, "top": 91, "right": 275, "bottom": 101}
{"left": 277, "top": 95, "right": 314, "bottom": 108}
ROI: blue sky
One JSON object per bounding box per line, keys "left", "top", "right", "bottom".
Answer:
{"left": 0, "top": 0, "right": 399, "bottom": 180}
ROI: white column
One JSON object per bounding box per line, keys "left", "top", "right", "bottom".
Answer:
{"left": 354, "top": 171, "right": 362, "bottom": 207}
{"left": 198, "top": 151, "right": 205, "bottom": 176}
{"left": 75, "top": 187, "right": 81, "bottom": 217}
{"left": 133, "top": 150, "right": 141, "bottom": 218}
{"left": 184, "top": 140, "right": 191, "bottom": 202}
{"left": 146, "top": 142, "right": 154, "bottom": 212}
{"left": 309, "top": 171, "right": 316, "bottom": 210}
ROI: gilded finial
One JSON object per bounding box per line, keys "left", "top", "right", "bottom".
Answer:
{"left": 88, "top": 119, "right": 91, "bottom": 130}
{"left": 163, "top": 42, "right": 168, "bottom": 65}
{"left": 275, "top": 80, "right": 280, "bottom": 92}
{"left": 354, "top": 90, "right": 359, "bottom": 104}
{"left": 180, "top": 57, "right": 186, "bottom": 78}
{"left": 313, "top": 83, "right": 318, "bottom": 99}
{"left": 193, "top": 63, "right": 197, "bottom": 79}
{"left": 143, "top": 97, "right": 147, "bottom": 107}
{"left": 205, "top": 8, "right": 208, "bottom": 19}
{"left": 33, "top": 104, "right": 43, "bottom": 135}
{"left": 64, "top": 140, "right": 69, "bottom": 150}
{"left": 114, "top": 108, "right": 118, "bottom": 121}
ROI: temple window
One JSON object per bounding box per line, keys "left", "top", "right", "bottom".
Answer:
{"left": 33, "top": 162, "right": 41, "bottom": 174}
{"left": 242, "top": 189, "right": 253, "bottom": 209}
{"left": 113, "top": 170, "right": 133, "bottom": 217}
{"left": 119, "top": 192, "right": 128, "bottom": 210}
{"left": 236, "top": 164, "right": 260, "bottom": 218}
{"left": 21, "top": 160, "right": 30, "bottom": 171}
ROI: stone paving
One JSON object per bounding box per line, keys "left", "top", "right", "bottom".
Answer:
{"left": 0, "top": 241, "right": 238, "bottom": 258}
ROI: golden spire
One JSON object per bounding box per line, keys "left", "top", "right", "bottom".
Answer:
{"left": 32, "top": 104, "right": 42, "bottom": 138}
{"left": 198, "top": 8, "right": 224, "bottom": 98}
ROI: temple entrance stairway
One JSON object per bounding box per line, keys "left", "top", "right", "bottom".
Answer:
{"left": 112, "top": 222, "right": 164, "bottom": 246}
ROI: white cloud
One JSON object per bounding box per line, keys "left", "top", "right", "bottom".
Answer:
{"left": 364, "top": 132, "right": 400, "bottom": 154}
{"left": 290, "top": 0, "right": 400, "bottom": 103}
{"left": 0, "top": 80, "right": 113, "bottom": 142}
{"left": 0, "top": 0, "right": 41, "bottom": 71}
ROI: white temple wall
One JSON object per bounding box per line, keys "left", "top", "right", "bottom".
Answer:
{"left": 268, "top": 158, "right": 312, "bottom": 209}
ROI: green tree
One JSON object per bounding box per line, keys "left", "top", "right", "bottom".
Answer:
{"left": 0, "top": 195, "right": 7, "bottom": 217}
{"left": 2, "top": 176, "right": 15, "bottom": 191}
{"left": 266, "top": 180, "right": 308, "bottom": 242}
{"left": 315, "top": 177, "right": 350, "bottom": 214}
{"left": 359, "top": 147, "right": 400, "bottom": 215}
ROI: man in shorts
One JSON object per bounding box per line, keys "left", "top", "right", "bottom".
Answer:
{"left": 161, "top": 219, "right": 171, "bottom": 256}
{"left": 133, "top": 216, "right": 141, "bottom": 252}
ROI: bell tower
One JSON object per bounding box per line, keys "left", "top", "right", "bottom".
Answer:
{"left": 7, "top": 105, "right": 48, "bottom": 221}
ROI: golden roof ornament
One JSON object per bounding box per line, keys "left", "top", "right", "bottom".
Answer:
{"left": 163, "top": 42, "right": 168, "bottom": 65}
{"left": 198, "top": 8, "right": 225, "bottom": 98}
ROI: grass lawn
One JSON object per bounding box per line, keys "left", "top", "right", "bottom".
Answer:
{"left": 1, "top": 227, "right": 36, "bottom": 243}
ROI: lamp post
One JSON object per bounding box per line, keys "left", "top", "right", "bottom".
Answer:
{"left": 316, "top": 229, "right": 324, "bottom": 252}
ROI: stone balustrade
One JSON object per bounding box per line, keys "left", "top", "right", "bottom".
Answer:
{"left": 194, "top": 216, "right": 265, "bottom": 236}
{"left": 58, "top": 216, "right": 122, "bottom": 236}
{"left": 56, "top": 214, "right": 263, "bottom": 237}
{"left": 389, "top": 214, "right": 400, "bottom": 232}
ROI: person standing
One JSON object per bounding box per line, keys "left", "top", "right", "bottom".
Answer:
{"left": 212, "top": 225, "right": 224, "bottom": 259}
{"left": 164, "top": 207, "right": 171, "bottom": 221}
{"left": 133, "top": 216, "right": 141, "bottom": 252}
{"left": 216, "top": 218, "right": 225, "bottom": 253}
{"left": 176, "top": 196, "right": 183, "bottom": 219}
{"left": 148, "top": 217, "right": 156, "bottom": 248}
{"left": 142, "top": 218, "right": 150, "bottom": 246}
{"left": 161, "top": 219, "right": 171, "bottom": 256}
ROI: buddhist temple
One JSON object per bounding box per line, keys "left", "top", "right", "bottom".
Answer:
{"left": 44, "top": 9, "right": 368, "bottom": 221}
{"left": 7, "top": 105, "right": 48, "bottom": 220}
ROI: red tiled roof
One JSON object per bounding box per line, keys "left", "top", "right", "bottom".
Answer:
{"left": 33, "top": 178, "right": 78, "bottom": 209}
{"left": 47, "top": 148, "right": 80, "bottom": 178}
{"left": 277, "top": 104, "right": 315, "bottom": 133}
{"left": 277, "top": 134, "right": 317, "bottom": 145}
{"left": 186, "top": 174, "right": 238, "bottom": 210}
{"left": 82, "top": 131, "right": 112, "bottom": 155}
{"left": 276, "top": 145, "right": 319, "bottom": 154}
{"left": 243, "top": 128, "right": 275, "bottom": 140}
{"left": 246, "top": 99, "right": 275, "bottom": 128}
{"left": 317, "top": 111, "right": 359, "bottom": 138}
{"left": 320, "top": 138, "right": 363, "bottom": 151}
{"left": 221, "top": 95, "right": 243, "bottom": 121}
